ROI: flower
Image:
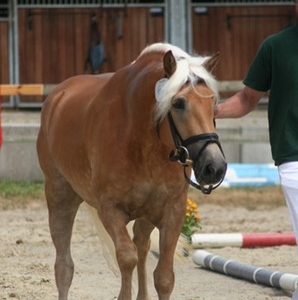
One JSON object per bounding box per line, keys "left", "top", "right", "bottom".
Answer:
{"left": 181, "top": 198, "right": 201, "bottom": 241}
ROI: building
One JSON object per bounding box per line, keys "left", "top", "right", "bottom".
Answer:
{"left": 0, "top": 0, "right": 295, "bottom": 107}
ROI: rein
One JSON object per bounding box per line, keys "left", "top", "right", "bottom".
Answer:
{"left": 167, "top": 112, "right": 225, "bottom": 194}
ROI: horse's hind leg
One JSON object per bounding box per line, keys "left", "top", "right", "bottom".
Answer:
{"left": 133, "top": 219, "right": 155, "bottom": 300}
{"left": 45, "top": 177, "right": 83, "bottom": 300}
{"left": 99, "top": 208, "right": 138, "bottom": 300}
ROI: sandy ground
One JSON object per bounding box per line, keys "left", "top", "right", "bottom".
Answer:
{"left": 0, "top": 186, "right": 297, "bottom": 300}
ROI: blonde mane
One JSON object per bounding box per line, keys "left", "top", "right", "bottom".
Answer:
{"left": 139, "top": 43, "right": 219, "bottom": 122}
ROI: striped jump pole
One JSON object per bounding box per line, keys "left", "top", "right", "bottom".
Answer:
{"left": 191, "top": 232, "right": 296, "bottom": 249}
{"left": 193, "top": 250, "right": 298, "bottom": 293}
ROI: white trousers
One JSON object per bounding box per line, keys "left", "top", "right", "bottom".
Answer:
{"left": 278, "top": 162, "right": 298, "bottom": 300}
{"left": 293, "top": 288, "right": 298, "bottom": 300}
{"left": 278, "top": 162, "right": 298, "bottom": 245}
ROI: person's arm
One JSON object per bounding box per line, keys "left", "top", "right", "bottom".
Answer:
{"left": 214, "top": 86, "right": 265, "bottom": 119}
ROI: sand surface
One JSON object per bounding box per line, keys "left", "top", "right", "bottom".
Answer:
{"left": 0, "top": 186, "right": 297, "bottom": 300}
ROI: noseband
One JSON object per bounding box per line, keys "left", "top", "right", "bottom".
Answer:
{"left": 167, "top": 112, "right": 225, "bottom": 194}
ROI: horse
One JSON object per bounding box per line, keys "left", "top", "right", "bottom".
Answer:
{"left": 36, "top": 42, "right": 227, "bottom": 300}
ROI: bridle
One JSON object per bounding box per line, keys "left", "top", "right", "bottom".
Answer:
{"left": 166, "top": 112, "right": 225, "bottom": 194}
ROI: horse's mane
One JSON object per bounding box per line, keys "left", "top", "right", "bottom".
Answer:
{"left": 137, "top": 43, "right": 219, "bottom": 122}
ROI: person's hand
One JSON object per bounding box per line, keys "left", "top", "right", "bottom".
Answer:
{"left": 213, "top": 104, "right": 219, "bottom": 118}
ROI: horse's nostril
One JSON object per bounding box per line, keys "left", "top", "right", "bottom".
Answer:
{"left": 203, "top": 164, "right": 226, "bottom": 182}
{"left": 204, "top": 164, "right": 215, "bottom": 177}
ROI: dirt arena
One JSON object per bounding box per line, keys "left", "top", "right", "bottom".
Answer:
{"left": 0, "top": 186, "right": 297, "bottom": 300}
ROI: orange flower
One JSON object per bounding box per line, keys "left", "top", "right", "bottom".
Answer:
{"left": 181, "top": 198, "right": 201, "bottom": 239}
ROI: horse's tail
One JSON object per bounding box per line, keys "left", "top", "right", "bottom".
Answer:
{"left": 83, "top": 203, "right": 189, "bottom": 274}
{"left": 83, "top": 203, "right": 119, "bottom": 275}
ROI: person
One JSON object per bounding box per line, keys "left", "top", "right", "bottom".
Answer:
{"left": 214, "top": 2, "right": 298, "bottom": 298}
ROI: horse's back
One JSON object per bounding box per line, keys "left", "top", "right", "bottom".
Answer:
{"left": 41, "top": 73, "right": 112, "bottom": 121}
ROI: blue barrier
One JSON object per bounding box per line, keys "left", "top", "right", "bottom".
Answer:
{"left": 222, "top": 163, "right": 279, "bottom": 187}
{"left": 191, "top": 164, "right": 279, "bottom": 188}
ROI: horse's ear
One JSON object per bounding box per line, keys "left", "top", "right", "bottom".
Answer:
{"left": 163, "top": 50, "right": 177, "bottom": 78}
{"left": 203, "top": 52, "right": 220, "bottom": 73}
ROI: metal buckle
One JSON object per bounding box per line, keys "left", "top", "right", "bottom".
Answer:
{"left": 177, "top": 146, "right": 193, "bottom": 166}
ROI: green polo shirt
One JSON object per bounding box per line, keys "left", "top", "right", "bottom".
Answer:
{"left": 243, "top": 21, "right": 298, "bottom": 166}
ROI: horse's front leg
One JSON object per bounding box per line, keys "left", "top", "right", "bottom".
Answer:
{"left": 133, "top": 219, "right": 155, "bottom": 300}
{"left": 99, "top": 209, "right": 137, "bottom": 300}
{"left": 154, "top": 213, "right": 185, "bottom": 300}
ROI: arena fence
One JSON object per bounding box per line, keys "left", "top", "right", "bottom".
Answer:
{"left": 1, "top": 80, "right": 270, "bottom": 108}
{"left": 0, "top": 81, "right": 244, "bottom": 96}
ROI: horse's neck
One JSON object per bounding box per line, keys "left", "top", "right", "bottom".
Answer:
{"left": 86, "top": 58, "right": 163, "bottom": 143}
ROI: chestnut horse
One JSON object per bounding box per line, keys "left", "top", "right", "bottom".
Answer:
{"left": 37, "top": 43, "right": 227, "bottom": 300}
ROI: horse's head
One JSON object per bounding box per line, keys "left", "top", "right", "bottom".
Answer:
{"left": 154, "top": 45, "right": 227, "bottom": 194}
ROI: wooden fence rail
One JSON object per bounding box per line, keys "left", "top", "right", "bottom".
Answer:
{"left": 0, "top": 81, "right": 245, "bottom": 96}
{"left": 0, "top": 84, "right": 57, "bottom": 96}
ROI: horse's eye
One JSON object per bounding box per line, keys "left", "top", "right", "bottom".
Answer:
{"left": 172, "top": 98, "right": 185, "bottom": 110}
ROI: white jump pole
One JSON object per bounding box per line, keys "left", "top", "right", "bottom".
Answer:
{"left": 191, "top": 232, "right": 296, "bottom": 249}
{"left": 193, "top": 250, "right": 298, "bottom": 293}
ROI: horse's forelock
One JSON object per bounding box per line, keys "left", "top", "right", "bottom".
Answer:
{"left": 136, "top": 43, "right": 218, "bottom": 122}
{"left": 153, "top": 47, "right": 218, "bottom": 122}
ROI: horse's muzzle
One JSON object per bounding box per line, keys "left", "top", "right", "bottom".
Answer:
{"left": 192, "top": 143, "right": 227, "bottom": 190}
